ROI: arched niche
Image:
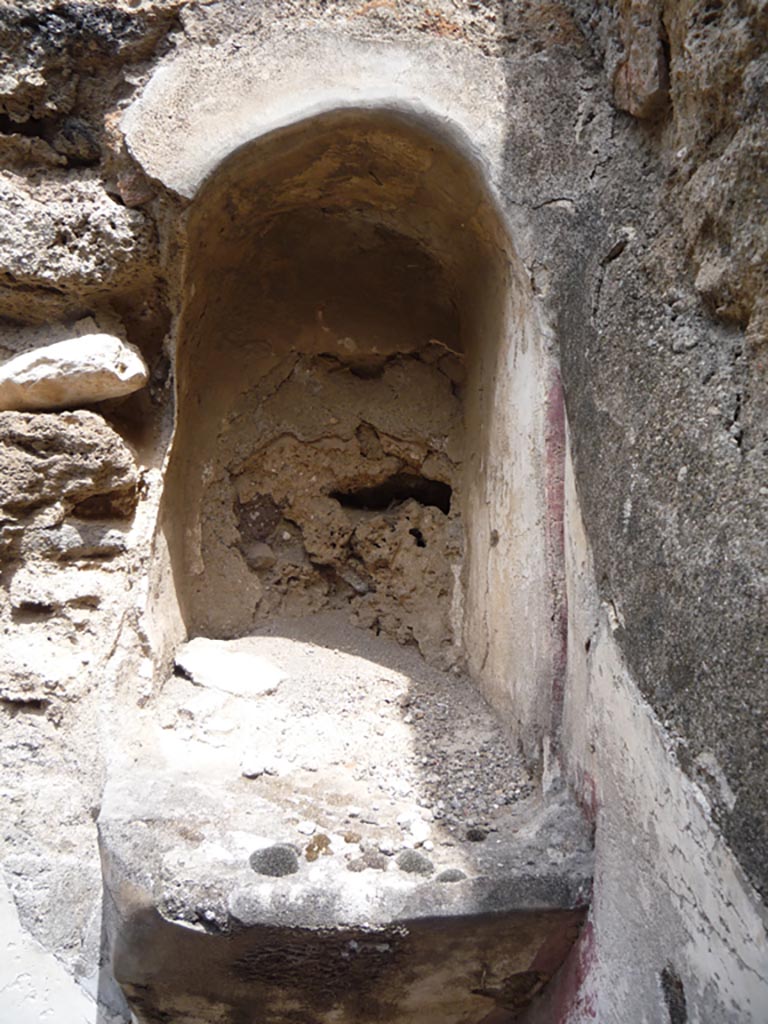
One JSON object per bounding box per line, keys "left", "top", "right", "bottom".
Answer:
{"left": 151, "top": 106, "right": 553, "bottom": 747}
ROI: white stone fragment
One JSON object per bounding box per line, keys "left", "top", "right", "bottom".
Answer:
{"left": 240, "top": 756, "right": 267, "bottom": 779}
{"left": 0, "top": 332, "right": 148, "bottom": 411}
{"left": 175, "top": 638, "right": 285, "bottom": 698}
{"left": 397, "top": 809, "right": 432, "bottom": 847}
{"left": 297, "top": 820, "right": 316, "bottom": 836}
{"left": 409, "top": 819, "right": 432, "bottom": 846}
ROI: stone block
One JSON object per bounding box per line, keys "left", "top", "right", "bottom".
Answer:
{"left": 0, "top": 410, "right": 138, "bottom": 518}
{"left": 99, "top": 626, "right": 592, "bottom": 1024}
{"left": 0, "top": 333, "right": 148, "bottom": 412}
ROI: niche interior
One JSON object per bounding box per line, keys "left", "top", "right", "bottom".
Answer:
{"left": 157, "top": 107, "right": 550, "bottom": 719}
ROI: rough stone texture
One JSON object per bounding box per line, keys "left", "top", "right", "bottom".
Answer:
{"left": 0, "top": 2, "right": 765, "bottom": 1023}
{"left": 0, "top": 410, "right": 138, "bottom": 517}
{"left": 0, "top": 0, "right": 177, "bottom": 356}
{"left": 189, "top": 353, "right": 464, "bottom": 665}
{"left": 565, "top": 0, "right": 768, "bottom": 378}
{"left": 0, "top": 331, "right": 148, "bottom": 410}
{"left": 99, "top": 614, "right": 592, "bottom": 1024}
{"left": 0, "top": 402, "right": 145, "bottom": 1015}
{"left": 0, "top": 0, "right": 185, "bottom": 124}
{"left": 0, "top": 172, "right": 155, "bottom": 294}
{"left": 610, "top": 0, "right": 670, "bottom": 119}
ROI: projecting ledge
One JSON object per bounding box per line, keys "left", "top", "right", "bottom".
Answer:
{"left": 98, "top": 624, "right": 592, "bottom": 1023}
{"left": 99, "top": 786, "right": 591, "bottom": 1024}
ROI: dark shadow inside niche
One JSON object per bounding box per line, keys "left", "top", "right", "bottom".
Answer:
{"left": 331, "top": 474, "right": 452, "bottom": 514}
{"left": 0, "top": 112, "right": 50, "bottom": 137}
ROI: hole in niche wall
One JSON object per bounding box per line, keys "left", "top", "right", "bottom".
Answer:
{"left": 11, "top": 600, "right": 55, "bottom": 623}
{"left": 331, "top": 474, "right": 452, "bottom": 514}
{"left": 0, "top": 112, "right": 49, "bottom": 137}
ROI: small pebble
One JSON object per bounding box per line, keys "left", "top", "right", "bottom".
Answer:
{"left": 249, "top": 844, "right": 299, "bottom": 877}
{"left": 436, "top": 868, "right": 467, "bottom": 883}
{"left": 396, "top": 849, "right": 434, "bottom": 876}
{"left": 364, "top": 850, "right": 389, "bottom": 870}
{"left": 297, "top": 820, "right": 316, "bottom": 836}
{"left": 241, "top": 757, "right": 281, "bottom": 778}
{"left": 409, "top": 820, "right": 431, "bottom": 845}
{"left": 305, "top": 834, "right": 331, "bottom": 862}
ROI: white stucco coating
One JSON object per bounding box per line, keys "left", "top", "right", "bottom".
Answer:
{"left": 463, "top": 300, "right": 553, "bottom": 751}
{"left": 0, "top": 876, "right": 95, "bottom": 1024}
{"left": 122, "top": 28, "right": 507, "bottom": 198}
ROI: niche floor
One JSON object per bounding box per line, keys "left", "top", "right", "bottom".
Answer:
{"left": 100, "top": 614, "right": 593, "bottom": 1024}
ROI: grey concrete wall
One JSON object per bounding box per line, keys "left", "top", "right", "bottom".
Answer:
{"left": 556, "top": 0, "right": 768, "bottom": 905}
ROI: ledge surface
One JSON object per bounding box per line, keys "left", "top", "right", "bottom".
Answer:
{"left": 100, "top": 615, "right": 592, "bottom": 1023}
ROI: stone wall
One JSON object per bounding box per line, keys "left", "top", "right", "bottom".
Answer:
{"left": 0, "top": 1, "right": 765, "bottom": 1021}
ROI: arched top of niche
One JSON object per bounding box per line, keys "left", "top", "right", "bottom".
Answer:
{"left": 122, "top": 25, "right": 507, "bottom": 197}
{"left": 180, "top": 104, "right": 522, "bottom": 366}
{"left": 192, "top": 102, "right": 501, "bottom": 217}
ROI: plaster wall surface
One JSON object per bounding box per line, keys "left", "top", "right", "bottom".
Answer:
{"left": 521, "top": 444, "right": 768, "bottom": 1023}
{"left": 462, "top": 306, "right": 552, "bottom": 744}
{"left": 0, "top": 875, "right": 95, "bottom": 1024}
